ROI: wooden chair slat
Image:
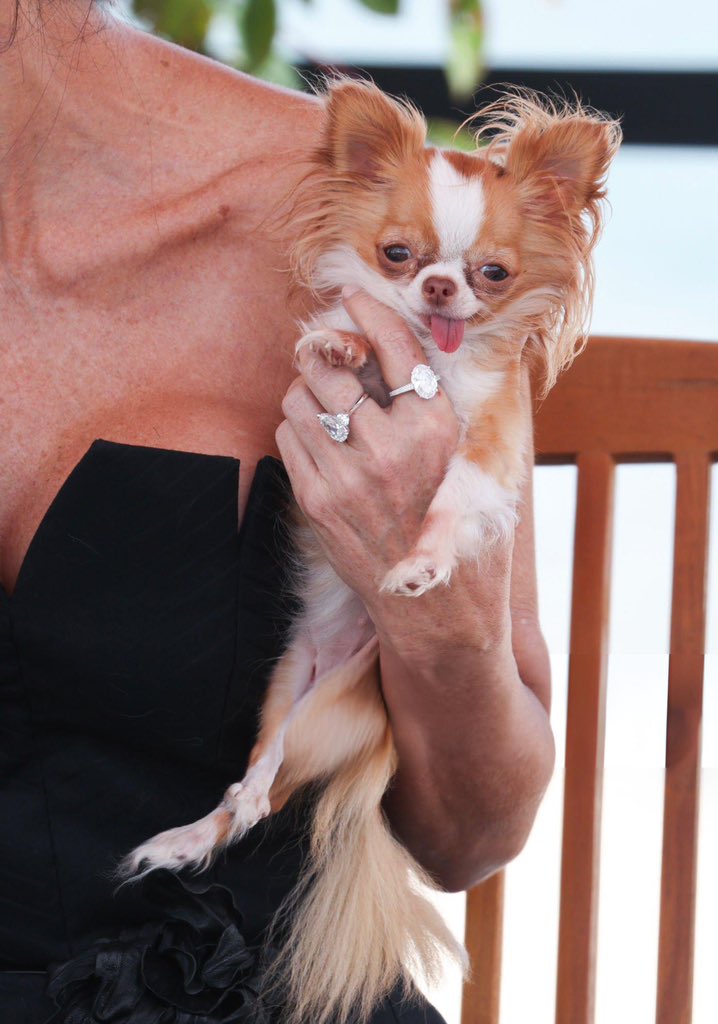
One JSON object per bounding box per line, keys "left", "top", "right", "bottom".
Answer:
{"left": 461, "top": 872, "right": 505, "bottom": 1024}
{"left": 460, "top": 339, "right": 717, "bottom": 1024}
{"left": 555, "top": 452, "right": 615, "bottom": 1024}
{"left": 656, "top": 454, "right": 711, "bottom": 1024}
{"left": 534, "top": 338, "right": 718, "bottom": 459}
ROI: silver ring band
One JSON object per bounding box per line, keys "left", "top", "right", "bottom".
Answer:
{"left": 347, "top": 393, "right": 370, "bottom": 417}
{"left": 387, "top": 382, "right": 416, "bottom": 398}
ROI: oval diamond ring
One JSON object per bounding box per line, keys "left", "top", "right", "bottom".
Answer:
{"left": 388, "top": 364, "right": 440, "bottom": 401}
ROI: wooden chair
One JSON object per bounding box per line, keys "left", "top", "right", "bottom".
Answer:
{"left": 460, "top": 336, "right": 717, "bottom": 1024}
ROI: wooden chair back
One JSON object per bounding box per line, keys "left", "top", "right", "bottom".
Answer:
{"left": 460, "top": 336, "right": 717, "bottom": 1024}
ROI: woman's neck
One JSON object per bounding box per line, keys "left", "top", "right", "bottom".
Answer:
{"left": 1, "top": 0, "right": 119, "bottom": 143}
{"left": 0, "top": 2, "right": 320, "bottom": 277}
{"left": 1, "top": 3, "right": 138, "bottom": 232}
{"left": 0, "top": 2, "right": 214, "bottom": 276}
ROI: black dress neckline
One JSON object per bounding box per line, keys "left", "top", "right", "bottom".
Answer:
{"left": 0, "top": 436, "right": 299, "bottom": 968}
{"left": 1, "top": 439, "right": 277, "bottom": 604}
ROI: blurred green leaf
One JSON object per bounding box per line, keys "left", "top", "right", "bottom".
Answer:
{"left": 447, "top": 0, "right": 484, "bottom": 99}
{"left": 242, "top": 0, "right": 277, "bottom": 70}
{"left": 426, "top": 118, "right": 476, "bottom": 150}
{"left": 358, "top": 0, "right": 401, "bottom": 15}
{"left": 130, "top": 0, "right": 486, "bottom": 100}
{"left": 450, "top": 0, "right": 481, "bottom": 14}
{"left": 135, "top": 0, "right": 212, "bottom": 51}
{"left": 251, "top": 51, "right": 304, "bottom": 90}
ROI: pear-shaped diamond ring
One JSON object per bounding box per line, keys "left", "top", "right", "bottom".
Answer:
{"left": 317, "top": 392, "right": 370, "bottom": 443}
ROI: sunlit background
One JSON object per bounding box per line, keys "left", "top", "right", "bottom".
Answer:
{"left": 123, "top": 1, "right": 718, "bottom": 1020}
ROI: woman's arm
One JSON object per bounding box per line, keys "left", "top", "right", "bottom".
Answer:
{"left": 276, "top": 288, "right": 554, "bottom": 892}
{"left": 378, "top": 437, "right": 554, "bottom": 892}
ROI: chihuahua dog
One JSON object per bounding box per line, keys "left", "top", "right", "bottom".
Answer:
{"left": 123, "top": 81, "right": 621, "bottom": 1024}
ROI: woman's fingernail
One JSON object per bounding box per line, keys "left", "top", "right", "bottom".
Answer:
{"left": 342, "top": 285, "right": 359, "bottom": 300}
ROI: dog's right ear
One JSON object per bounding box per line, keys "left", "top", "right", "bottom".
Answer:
{"left": 320, "top": 79, "right": 426, "bottom": 184}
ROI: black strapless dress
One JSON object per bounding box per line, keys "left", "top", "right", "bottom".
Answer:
{"left": 0, "top": 440, "right": 446, "bottom": 1024}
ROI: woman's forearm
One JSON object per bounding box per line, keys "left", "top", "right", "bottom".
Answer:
{"left": 375, "top": 580, "right": 554, "bottom": 892}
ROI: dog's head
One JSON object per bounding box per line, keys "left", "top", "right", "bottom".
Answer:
{"left": 291, "top": 79, "right": 621, "bottom": 390}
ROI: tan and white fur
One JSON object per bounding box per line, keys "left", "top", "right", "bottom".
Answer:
{"left": 122, "top": 82, "right": 620, "bottom": 1024}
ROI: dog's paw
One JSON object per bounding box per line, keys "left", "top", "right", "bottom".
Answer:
{"left": 223, "top": 781, "right": 271, "bottom": 834}
{"left": 381, "top": 556, "right": 452, "bottom": 597}
{"left": 116, "top": 778, "right": 276, "bottom": 882}
{"left": 119, "top": 810, "right": 228, "bottom": 877}
{"left": 297, "top": 330, "right": 369, "bottom": 369}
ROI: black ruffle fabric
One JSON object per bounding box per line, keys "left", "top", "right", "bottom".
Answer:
{"left": 45, "top": 872, "right": 275, "bottom": 1024}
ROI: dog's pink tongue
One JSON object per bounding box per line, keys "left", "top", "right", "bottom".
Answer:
{"left": 430, "top": 316, "right": 465, "bottom": 353}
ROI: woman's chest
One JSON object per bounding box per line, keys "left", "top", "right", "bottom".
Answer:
{"left": 0, "top": 237, "right": 299, "bottom": 595}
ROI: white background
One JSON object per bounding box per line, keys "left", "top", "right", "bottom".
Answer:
{"left": 279, "top": 0, "right": 718, "bottom": 70}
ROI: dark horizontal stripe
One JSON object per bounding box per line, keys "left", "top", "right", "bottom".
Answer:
{"left": 297, "top": 64, "right": 718, "bottom": 146}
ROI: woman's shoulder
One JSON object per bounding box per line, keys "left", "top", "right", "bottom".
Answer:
{"left": 122, "top": 21, "right": 324, "bottom": 180}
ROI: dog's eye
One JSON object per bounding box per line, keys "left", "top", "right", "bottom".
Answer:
{"left": 384, "top": 245, "right": 412, "bottom": 263}
{"left": 480, "top": 264, "right": 509, "bottom": 282}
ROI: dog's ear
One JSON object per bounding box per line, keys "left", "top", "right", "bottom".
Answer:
{"left": 505, "top": 114, "right": 621, "bottom": 214}
{"left": 321, "top": 79, "right": 426, "bottom": 184}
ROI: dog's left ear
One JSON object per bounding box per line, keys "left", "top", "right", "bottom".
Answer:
{"left": 506, "top": 115, "right": 621, "bottom": 214}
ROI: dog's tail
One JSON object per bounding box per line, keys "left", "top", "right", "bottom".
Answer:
{"left": 266, "top": 724, "right": 468, "bottom": 1024}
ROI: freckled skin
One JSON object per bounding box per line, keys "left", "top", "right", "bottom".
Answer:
{"left": 0, "top": 5, "right": 322, "bottom": 594}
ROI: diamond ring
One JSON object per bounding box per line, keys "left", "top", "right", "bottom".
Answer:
{"left": 317, "top": 392, "right": 370, "bottom": 443}
{"left": 388, "top": 364, "right": 440, "bottom": 401}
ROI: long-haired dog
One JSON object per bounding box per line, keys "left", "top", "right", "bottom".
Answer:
{"left": 122, "top": 81, "right": 621, "bottom": 1024}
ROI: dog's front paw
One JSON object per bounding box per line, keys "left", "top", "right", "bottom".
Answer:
{"left": 296, "top": 329, "right": 370, "bottom": 369}
{"left": 224, "top": 781, "right": 271, "bottom": 831}
{"left": 118, "top": 809, "right": 228, "bottom": 878}
{"left": 381, "top": 555, "right": 453, "bottom": 597}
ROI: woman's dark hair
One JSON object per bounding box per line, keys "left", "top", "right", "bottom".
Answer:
{"left": 1, "top": 0, "right": 21, "bottom": 51}
{"left": 2, "top": 0, "right": 100, "bottom": 52}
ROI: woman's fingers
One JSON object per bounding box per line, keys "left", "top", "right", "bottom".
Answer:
{"left": 292, "top": 347, "right": 382, "bottom": 449}
{"left": 293, "top": 347, "right": 363, "bottom": 411}
{"left": 339, "top": 289, "right": 458, "bottom": 460}
{"left": 275, "top": 416, "right": 313, "bottom": 473}
{"left": 341, "top": 287, "right": 432, "bottom": 392}
{"left": 285, "top": 292, "right": 458, "bottom": 492}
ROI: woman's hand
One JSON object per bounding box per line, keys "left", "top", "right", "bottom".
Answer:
{"left": 276, "top": 287, "right": 513, "bottom": 654}
{"left": 276, "top": 287, "right": 554, "bottom": 891}
{"left": 277, "top": 288, "right": 458, "bottom": 589}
